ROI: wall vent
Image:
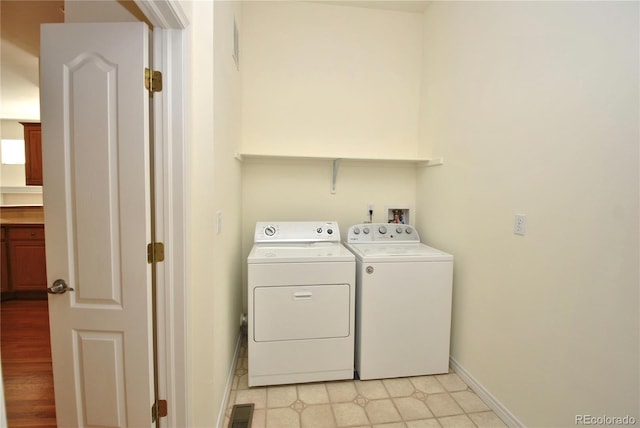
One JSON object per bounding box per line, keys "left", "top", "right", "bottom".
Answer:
{"left": 228, "top": 403, "right": 254, "bottom": 428}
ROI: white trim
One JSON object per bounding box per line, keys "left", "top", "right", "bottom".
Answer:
{"left": 216, "top": 333, "right": 244, "bottom": 428}
{"left": 151, "top": 27, "right": 189, "bottom": 428}
{"left": 450, "top": 357, "right": 525, "bottom": 428}
{"left": 135, "top": 0, "right": 189, "bottom": 29}
{"left": 138, "top": 2, "right": 189, "bottom": 427}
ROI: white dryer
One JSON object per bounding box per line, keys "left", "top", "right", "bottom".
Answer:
{"left": 247, "top": 221, "right": 355, "bottom": 387}
{"left": 345, "top": 223, "right": 453, "bottom": 380}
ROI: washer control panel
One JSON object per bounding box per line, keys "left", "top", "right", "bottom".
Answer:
{"left": 346, "top": 223, "right": 420, "bottom": 243}
{"left": 255, "top": 221, "right": 340, "bottom": 243}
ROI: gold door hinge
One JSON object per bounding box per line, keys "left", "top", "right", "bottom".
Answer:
{"left": 147, "top": 242, "right": 165, "bottom": 263}
{"left": 145, "top": 68, "right": 163, "bottom": 94}
{"left": 152, "top": 399, "right": 168, "bottom": 422}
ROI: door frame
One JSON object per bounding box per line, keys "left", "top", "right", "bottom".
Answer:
{"left": 133, "top": 2, "right": 189, "bottom": 426}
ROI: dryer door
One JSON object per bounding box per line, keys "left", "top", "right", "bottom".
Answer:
{"left": 254, "top": 284, "right": 350, "bottom": 342}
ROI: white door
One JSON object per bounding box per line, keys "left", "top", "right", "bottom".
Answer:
{"left": 40, "top": 22, "right": 154, "bottom": 427}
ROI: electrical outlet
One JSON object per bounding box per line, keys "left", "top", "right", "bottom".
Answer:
{"left": 367, "top": 204, "right": 374, "bottom": 222}
{"left": 514, "top": 214, "right": 527, "bottom": 236}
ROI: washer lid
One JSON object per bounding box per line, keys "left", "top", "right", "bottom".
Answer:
{"left": 346, "top": 242, "right": 453, "bottom": 262}
{"left": 248, "top": 242, "right": 355, "bottom": 263}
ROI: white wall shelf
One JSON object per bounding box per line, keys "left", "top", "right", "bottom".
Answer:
{"left": 235, "top": 152, "right": 444, "bottom": 193}
{"left": 234, "top": 152, "right": 443, "bottom": 166}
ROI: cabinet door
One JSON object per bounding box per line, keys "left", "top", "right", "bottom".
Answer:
{"left": 8, "top": 239, "right": 47, "bottom": 291}
{"left": 21, "top": 122, "right": 43, "bottom": 186}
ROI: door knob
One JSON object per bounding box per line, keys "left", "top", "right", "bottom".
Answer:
{"left": 47, "top": 279, "right": 74, "bottom": 295}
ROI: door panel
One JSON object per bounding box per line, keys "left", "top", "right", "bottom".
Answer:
{"left": 40, "top": 22, "right": 153, "bottom": 427}
{"left": 76, "top": 331, "right": 126, "bottom": 426}
{"left": 68, "top": 54, "right": 122, "bottom": 306}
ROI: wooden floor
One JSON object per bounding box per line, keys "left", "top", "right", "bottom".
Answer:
{"left": 1, "top": 299, "right": 56, "bottom": 427}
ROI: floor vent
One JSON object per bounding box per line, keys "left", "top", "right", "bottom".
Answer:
{"left": 228, "top": 403, "right": 254, "bottom": 428}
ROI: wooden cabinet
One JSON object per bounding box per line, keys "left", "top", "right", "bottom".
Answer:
{"left": 20, "top": 122, "right": 43, "bottom": 186}
{"left": 1, "top": 225, "right": 47, "bottom": 299}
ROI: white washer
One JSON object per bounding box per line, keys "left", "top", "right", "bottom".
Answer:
{"left": 345, "top": 223, "right": 454, "bottom": 380}
{"left": 247, "top": 221, "right": 355, "bottom": 387}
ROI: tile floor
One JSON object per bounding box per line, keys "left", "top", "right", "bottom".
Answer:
{"left": 224, "top": 338, "right": 508, "bottom": 428}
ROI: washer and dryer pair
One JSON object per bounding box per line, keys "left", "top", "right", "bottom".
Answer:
{"left": 247, "top": 221, "right": 453, "bottom": 387}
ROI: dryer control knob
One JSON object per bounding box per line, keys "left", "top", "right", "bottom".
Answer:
{"left": 405, "top": 227, "right": 413, "bottom": 234}
{"left": 316, "top": 227, "right": 323, "bottom": 234}
{"left": 353, "top": 227, "right": 360, "bottom": 235}
{"left": 264, "top": 226, "right": 276, "bottom": 237}
{"left": 327, "top": 228, "right": 333, "bottom": 235}
{"left": 366, "top": 266, "right": 374, "bottom": 274}
{"left": 396, "top": 227, "right": 403, "bottom": 234}
{"left": 378, "top": 226, "right": 387, "bottom": 234}
{"left": 363, "top": 227, "right": 370, "bottom": 234}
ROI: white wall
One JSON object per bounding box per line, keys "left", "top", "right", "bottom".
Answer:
{"left": 212, "top": 0, "right": 244, "bottom": 424}
{"left": 185, "top": 1, "right": 217, "bottom": 424}
{"left": 241, "top": 1, "right": 423, "bottom": 158}
{"left": 417, "top": 2, "right": 639, "bottom": 426}
{"left": 186, "top": 1, "right": 244, "bottom": 426}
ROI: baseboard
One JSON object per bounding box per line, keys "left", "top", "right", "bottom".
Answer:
{"left": 216, "top": 331, "right": 243, "bottom": 428}
{"left": 449, "top": 356, "right": 525, "bottom": 428}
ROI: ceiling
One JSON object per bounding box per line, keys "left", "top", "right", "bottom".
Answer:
{"left": 0, "top": 0, "right": 427, "bottom": 122}
{"left": 1, "top": 0, "right": 64, "bottom": 121}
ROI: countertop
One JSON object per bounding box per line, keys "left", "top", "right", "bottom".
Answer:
{"left": 0, "top": 206, "right": 45, "bottom": 226}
